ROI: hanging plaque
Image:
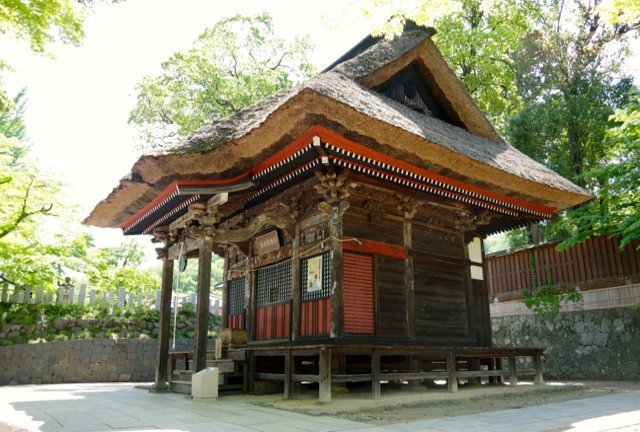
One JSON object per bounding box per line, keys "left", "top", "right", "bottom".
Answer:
{"left": 254, "top": 230, "right": 280, "bottom": 255}
{"left": 306, "top": 255, "right": 323, "bottom": 292}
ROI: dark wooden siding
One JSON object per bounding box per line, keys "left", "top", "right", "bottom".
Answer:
{"left": 256, "top": 303, "right": 291, "bottom": 340}
{"left": 412, "top": 224, "right": 469, "bottom": 340}
{"left": 343, "top": 208, "right": 403, "bottom": 245}
{"left": 377, "top": 256, "right": 407, "bottom": 336}
{"left": 486, "top": 236, "right": 640, "bottom": 300}
{"left": 344, "top": 253, "right": 375, "bottom": 334}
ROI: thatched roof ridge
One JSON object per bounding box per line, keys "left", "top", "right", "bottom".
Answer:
{"left": 329, "top": 27, "right": 435, "bottom": 79}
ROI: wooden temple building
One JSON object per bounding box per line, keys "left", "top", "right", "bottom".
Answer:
{"left": 86, "top": 24, "right": 591, "bottom": 400}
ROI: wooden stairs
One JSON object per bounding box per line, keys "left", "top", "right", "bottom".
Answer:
{"left": 170, "top": 349, "right": 246, "bottom": 395}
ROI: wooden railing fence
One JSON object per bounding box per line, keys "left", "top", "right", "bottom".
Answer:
{"left": 486, "top": 236, "right": 640, "bottom": 301}
{"left": 0, "top": 283, "right": 222, "bottom": 315}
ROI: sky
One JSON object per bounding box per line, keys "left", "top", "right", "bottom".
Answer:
{"left": 1, "top": 0, "right": 373, "bottom": 260}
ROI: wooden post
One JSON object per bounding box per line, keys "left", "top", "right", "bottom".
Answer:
{"left": 291, "top": 223, "right": 301, "bottom": 340}
{"left": 154, "top": 290, "right": 161, "bottom": 310}
{"left": 403, "top": 220, "right": 415, "bottom": 338}
{"left": 248, "top": 351, "right": 256, "bottom": 394}
{"left": 284, "top": 349, "right": 293, "bottom": 400}
{"left": 24, "top": 286, "right": 32, "bottom": 304}
{"left": 35, "top": 287, "right": 43, "bottom": 304}
{"left": 329, "top": 205, "right": 344, "bottom": 338}
{"left": 152, "top": 252, "right": 174, "bottom": 392}
{"left": 319, "top": 348, "right": 332, "bottom": 403}
{"left": 534, "top": 353, "right": 544, "bottom": 385}
{"left": 194, "top": 234, "right": 213, "bottom": 373}
{"left": 508, "top": 353, "right": 517, "bottom": 386}
{"left": 57, "top": 287, "right": 65, "bottom": 304}
{"left": 221, "top": 247, "right": 229, "bottom": 329}
{"left": 447, "top": 352, "right": 458, "bottom": 393}
{"left": 247, "top": 242, "right": 256, "bottom": 342}
{"left": 117, "top": 287, "right": 126, "bottom": 307}
{"left": 372, "top": 349, "right": 381, "bottom": 400}
{"left": 78, "top": 284, "right": 87, "bottom": 306}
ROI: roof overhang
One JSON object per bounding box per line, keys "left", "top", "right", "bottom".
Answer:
{"left": 116, "top": 125, "right": 557, "bottom": 236}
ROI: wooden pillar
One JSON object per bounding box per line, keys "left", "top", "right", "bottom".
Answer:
{"left": 291, "top": 224, "right": 301, "bottom": 340}
{"left": 152, "top": 252, "right": 173, "bottom": 392}
{"left": 319, "top": 347, "right": 332, "bottom": 403}
{"left": 247, "top": 242, "right": 256, "bottom": 341}
{"left": 329, "top": 205, "right": 344, "bottom": 338}
{"left": 534, "top": 353, "right": 544, "bottom": 385}
{"left": 403, "top": 220, "right": 415, "bottom": 338}
{"left": 284, "top": 349, "right": 293, "bottom": 400}
{"left": 371, "top": 349, "right": 381, "bottom": 400}
{"left": 194, "top": 234, "right": 213, "bottom": 373}
{"left": 221, "top": 247, "right": 229, "bottom": 329}
{"left": 508, "top": 353, "right": 518, "bottom": 386}
{"left": 447, "top": 352, "right": 458, "bottom": 393}
{"left": 479, "top": 238, "right": 492, "bottom": 346}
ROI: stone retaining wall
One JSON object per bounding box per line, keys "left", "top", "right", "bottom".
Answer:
{"left": 492, "top": 306, "right": 640, "bottom": 380}
{"left": 0, "top": 339, "right": 201, "bottom": 385}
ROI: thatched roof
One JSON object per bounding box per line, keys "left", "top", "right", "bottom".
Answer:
{"left": 85, "top": 25, "right": 590, "bottom": 229}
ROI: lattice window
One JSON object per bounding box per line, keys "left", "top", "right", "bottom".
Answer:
{"left": 256, "top": 260, "right": 292, "bottom": 306}
{"left": 301, "top": 252, "right": 331, "bottom": 301}
{"left": 228, "top": 277, "right": 246, "bottom": 315}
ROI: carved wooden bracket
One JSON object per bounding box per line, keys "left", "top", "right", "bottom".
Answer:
{"left": 313, "top": 168, "right": 355, "bottom": 205}
{"left": 186, "top": 203, "right": 296, "bottom": 245}
{"left": 455, "top": 210, "right": 493, "bottom": 232}
{"left": 396, "top": 195, "right": 419, "bottom": 219}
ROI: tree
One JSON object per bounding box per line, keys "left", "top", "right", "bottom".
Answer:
{"left": 353, "top": 0, "right": 640, "bottom": 251}
{"left": 351, "top": 0, "right": 544, "bottom": 131}
{"left": 129, "top": 13, "right": 315, "bottom": 149}
{"left": 560, "top": 94, "right": 640, "bottom": 250}
{"left": 84, "top": 240, "right": 160, "bottom": 295}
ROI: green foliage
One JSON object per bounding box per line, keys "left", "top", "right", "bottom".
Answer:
{"left": 522, "top": 250, "right": 581, "bottom": 318}
{"left": 429, "top": 0, "right": 536, "bottom": 130}
{"left": 84, "top": 241, "right": 160, "bottom": 296}
{"left": 0, "top": 301, "right": 220, "bottom": 345}
{"left": 129, "top": 13, "right": 315, "bottom": 149}
{"left": 161, "top": 254, "right": 224, "bottom": 295}
{"left": 0, "top": 88, "right": 27, "bottom": 140}
{"left": 522, "top": 285, "right": 582, "bottom": 318}
{"left": 0, "top": 0, "right": 85, "bottom": 53}
{"left": 559, "top": 94, "right": 640, "bottom": 250}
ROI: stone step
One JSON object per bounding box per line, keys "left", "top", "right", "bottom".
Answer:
{"left": 187, "top": 359, "right": 235, "bottom": 373}
{"left": 170, "top": 380, "right": 191, "bottom": 395}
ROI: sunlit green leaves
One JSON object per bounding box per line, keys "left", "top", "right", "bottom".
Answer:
{"left": 129, "top": 13, "right": 315, "bottom": 149}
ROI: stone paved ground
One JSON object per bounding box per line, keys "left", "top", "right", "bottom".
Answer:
{"left": 0, "top": 383, "right": 639, "bottom": 432}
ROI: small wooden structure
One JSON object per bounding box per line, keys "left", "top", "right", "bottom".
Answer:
{"left": 85, "top": 24, "right": 590, "bottom": 399}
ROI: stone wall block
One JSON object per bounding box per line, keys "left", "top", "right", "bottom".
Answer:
{"left": 493, "top": 306, "right": 639, "bottom": 380}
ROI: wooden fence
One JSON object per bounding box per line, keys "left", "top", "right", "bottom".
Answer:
{"left": 0, "top": 283, "right": 222, "bottom": 315}
{"left": 486, "top": 236, "right": 640, "bottom": 301}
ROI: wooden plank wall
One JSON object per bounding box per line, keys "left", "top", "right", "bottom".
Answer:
{"left": 486, "top": 236, "right": 640, "bottom": 300}
{"left": 377, "top": 256, "right": 406, "bottom": 336}
{"left": 412, "top": 225, "right": 470, "bottom": 340}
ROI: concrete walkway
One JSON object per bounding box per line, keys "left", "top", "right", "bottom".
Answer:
{"left": 0, "top": 383, "right": 638, "bottom": 432}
